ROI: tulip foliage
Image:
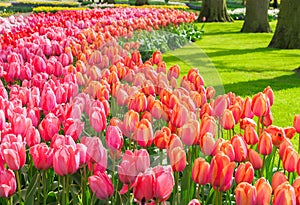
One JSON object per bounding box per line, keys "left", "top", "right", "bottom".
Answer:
{"left": 0, "top": 7, "right": 300, "bottom": 205}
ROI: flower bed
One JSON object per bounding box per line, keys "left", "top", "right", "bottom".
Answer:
{"left": 0, "top": 7, "right": 299, "bottom": 205}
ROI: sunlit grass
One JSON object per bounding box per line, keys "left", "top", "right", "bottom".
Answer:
{"left": 164, "top": 21, "right": 300, "bottom": 129}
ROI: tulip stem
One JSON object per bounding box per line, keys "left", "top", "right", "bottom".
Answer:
{"left": 38, "top": 172, "right": 41, "bottom": 204}
{"left": 43, "top": 170, "right": 48, "bottom": 205}
{"left": 82, "top": 166, "right": 87, "bottom": 205}
{"left": 113, "top": 178, "right": 119, "bottom": 205}
{"left": 173, "top": 171, "right": 179, "bottom": 205}
{"left": 260, "top": 155, "right": 266, "bottom": 178}
{"left": 160, "top": 149, "right": 163, "bottom": 165}
{"left": 201, "top": 185, "right": 205, "bottom": 205}
{"left": 16, "top": 170, "right": 23, "bottom": 205}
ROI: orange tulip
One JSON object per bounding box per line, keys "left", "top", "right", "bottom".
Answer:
{"left": 235, "top": 182, "right": 257, "bottom": 205}
{"left": 128, "top": 92, "right": 147, "bottom": 113}
{"left": 254, "top": 177, "right": 272, "bottom": 205}
{"left": 122, "top": 109, "right": 139, "bottom": 137}
{"left": 243, "top": 125, "right": 258, "bottom": 145}
{"left": 235, "top": 162, "right": 254, "bottom": 184}
{"left": 284, "top": 127, "right": 296, "bottom": 139}
{"left": 258, "top": 131, "right": 273, "bottom": 155}
{"left": 240, "top": 117, "right": 256, "bottom": 130}
{"left": 133, "top": 119, "right": 153, "bottom": 147}
{"left": 213, "top": 139, "right": 235, "bottom": 162}
{"left": 248, "top": 149, "right": 263, "bottom": 170}
{"left": 251, "top": 92, "right": 270, "bottom": 117}
{"left": 229, "top": 103, "right": 242, "bottom": 124}
{"left": 279, "top": 138, "right": 293, "bottom": 159}
{"left": 282, "top": 146, "right": 298, "bottom": 172}
{"left": 231, "top": 134, "right": 248, "bottom": 162}
{"left": 220, "top": 109, "right": 235, "bottom": 130}
{"left": 200, "top": 114, "right": 217, "bottom": 138}
{"left": 154, "top": 127, "right": 171, "bottom": 150}
{"left": 169, "top": 147, "right": 186, "bottom": 172}
{"left": 292, "top": 177, "right": 300, "bottom": 205}
{"left": 265, "top": 125, "right": 286, "bottom": 147}
{"left": 263, "top": 86, "right": 274, "bottom": 106}
{"left": 192, "top": 157, "right": 210, "bottom": 185}
{"left": 170, "top": 103, "right": 189, "bottom": 128}
{"left": 241, "top": 97, "right": 254, "bottom": 119}
{"left": 294, "top": 114, "right": 300, "bottom": 133}
{"left": 167, "top": 64, "right": 180, "bottom": 80}
{"left": 273, "top": 182, "right": 296, "bottom": 205}
{"left": 209, "top": 153, "right": 235, "bottom": 191}
{"left": 272, "top": 171, "right": 288, "bottom": 191}
{"left": 200, "top": 132, "right": 216, "bottom": 156}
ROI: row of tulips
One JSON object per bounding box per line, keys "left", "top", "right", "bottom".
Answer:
{"left": 0, "top": 7, "right": 300, "bottom": 205}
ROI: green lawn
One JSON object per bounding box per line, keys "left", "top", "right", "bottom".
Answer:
{"left": 163, "top": 21, "right": 300, "bottom": 128}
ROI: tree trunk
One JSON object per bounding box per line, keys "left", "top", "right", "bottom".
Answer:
{"left": 268, "top": 0, "right": 300, "bottom": 48}
{"left": 241, "top": 0, "right": 271, "bottom": 32}
{"left": 197, "top": 0, "right": 233, "bottom": 22}
{"left": 135, "top": 0, "right": 149, "bottom": 6}
{"left": 273, "top": 0, "right": 278, "bottom": 8}
{"left": 242, "top": 0, "right": 246, "bottom": 6}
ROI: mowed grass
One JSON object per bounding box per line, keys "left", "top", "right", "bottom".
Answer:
{"left": 163, "top": 21, "right": 300, "bottom": 128}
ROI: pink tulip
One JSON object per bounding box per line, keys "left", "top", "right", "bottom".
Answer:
{"left": 25, "top": 126, "right": 41, "bottom": 147}
{"left": 235, "top": 162, "right": 254, "bottom": 184}
{"left": 294, "top": 114, "right": 300, "bottom": 133}
{"left": 0, "top": 169, "right": 16, "bottom": 198}
{"left": 178, "top": 119, "right": 200, "bottom": 146}
{"left": 135, "top": 149, "right": 150, "bottom": 173}
{"left": 255, "top": 177, "right": 272, "bottom": 205}
{"left": 29, "top": 143, "right": 54, "bottom": 170}
{"left": 251, "top": 92, "right": 270, "bottom": 117}
{"left": 273, "top": 182, "right": 296, "bottom": 205}
{"left": 40, "top": 87, "right": 57, "bottom": 113}
{"left": 89, "top": 106, "right": 107, "bottom": 133}
{"left": 200, "top": 132, "right": 216, "bottom": 156}
{"left": 169, "top": 146, "right": 186, "bottom": 172}
{"left": 106, "top": 125, "right": 124, "bottom": 151}
{"left": 50, "top": 134, "right": 76, "bottom": 151}
{"left": 53, "top": 145, "right": 80, "bottom": 176}
{"left": 1, "top": 141, "right": 26, "bottom": 170}
{"left": 272, "top": 171, "right": 288, "bottom": 191}
{"left": 153, "top": 165, "right": 174, "bottom": 202}
{"left": 39, "top": 113, "right": 60, "bottom": 142}
{"left": 188, "top": 199, "right": 201, "bottom": 205}
{"left": 134, "top": 119, "right": 153, "bottom": 147}
{"left": 231, "top": 134, "right": 248, "bottom": 162}
{"left": 88, "top": 171, "right": 114, "bottom": 200}
{"left": 63, "top": 118, "right": 84, "bottom": 142}
{"left": 118, "top": 150, "right": 139, "bottom": 184}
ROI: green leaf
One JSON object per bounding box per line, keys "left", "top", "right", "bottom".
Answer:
{"left": 25, "top": 172, "right": 40, "bottom": 204}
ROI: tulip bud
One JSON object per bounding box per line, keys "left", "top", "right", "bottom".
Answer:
{"left": 88, "top": 171, "right": 114, "bottom": 200}
{"left": 235, "top": 162, "right": 254, "bottom": 184}
{"left": 273, "top": 182, "right": 296, "bottom": 205}
{"left": 192, "top": 157, "right": 210, "bottom": 185}
{"left": 235, "top": 182, "right": 257, "bottom": 205}
{"left": 254, "top": 177, "right": 272, "bottom": 205}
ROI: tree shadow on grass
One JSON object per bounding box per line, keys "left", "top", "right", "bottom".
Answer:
{"left": 215, "top": 72, "right": 300, "bottom": 97}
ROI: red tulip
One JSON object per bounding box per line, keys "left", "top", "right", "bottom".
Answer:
{"left": 169, "top": 147, "right": 186, "bottom": 172}
{"left": 0, "top": 169, "right": 16, "bottom": 198}
{"left": 38, "top": 113, "right": 61, "bottom": 142}
{"left": 29, "top": 143, "right": 54, "bottom": 170}
{"left": 178, "top": 119, "right": 200, "bottom": 146}
{"left": 88, "top": 171, "right": 114, "bottom": 200}
{"left": 53, "top": 145, "right": 80, "bottom": 176}
{"left": 235, "top": 182, "right": 257, "bottom": 205}
{"left": 134, "top": 119, "right": 153, "bottom": 147}
{"left": 254, "top": 177, "right": 272, "bottom": 205}
{"left": 235, "top": 162, "right": 254, "bottom": 184}
{"left": 209, "top": 153, "right": 235, "bottom": 191}
{"left": 248, "top": 149, "right": 263, "bottom": 170}
{"left": 272, "top": 171, "right": 288, "bottom": 191}
{"left": 243, "top": 125, "right": 258, "bottom": 145}
{"left": 133, "top": 169, "right": 155, "bottom": 203}
{"left": 273, "top": 182, "right": 296, "bottom": 205}
{"left": 258, "top": 131, "right": 273, "bottom": 155}
{"left": 89, "top": 106, "right": 107, "bottom": 133}
{"left": 106, "top": 125, "right": 124, "bottom": 151}
{"left": 153, "top": 165, "right": 174, "bottom": 202}
{"left": 220, "top": 109, "right": 235, "bottom": 130}
{"left": 151, "top": 50, "right": 162, "bottom": 65}
{"left": 231, "top": 134, "right": 248, "bottom": 162}
{"left": 294, "top": 114, "right": 300, "bottom": 133}
{"left": 251, "top": 92, "right": 270, "bottom": 117}
{"left": 192, "top": 157, "right": 210, "bottom": 185}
